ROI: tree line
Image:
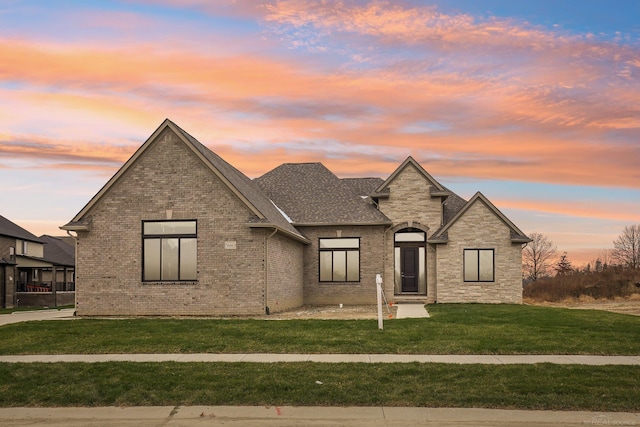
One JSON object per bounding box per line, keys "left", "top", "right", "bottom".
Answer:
{"left": 523, "top": 224, "right": 640, "bottom": 283}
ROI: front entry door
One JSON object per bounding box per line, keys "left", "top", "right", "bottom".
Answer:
{"left": 401, "top": 247, "right": 419, "bottom": 292}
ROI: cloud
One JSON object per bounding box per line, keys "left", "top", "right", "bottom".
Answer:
{"left": 1, "top": 1, "right": 639, "bottom": 192}
{"left": 0, "top": 133, "right": 133, "bottom": 166}
{"left": 497, "top": 198, "right": 640, "bottom": 224}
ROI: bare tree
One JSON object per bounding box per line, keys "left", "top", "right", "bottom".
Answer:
{"left": 587, "top": 249, "right": 613, "bottom": 272}
{"left": 523, "top": 232, "right": 557, "bottom": 282}
{"left": 612, "top": 224, "right": 640, "bottom": 269}
{"left": 600, "top": 249, "right": 613, "bottom": 268}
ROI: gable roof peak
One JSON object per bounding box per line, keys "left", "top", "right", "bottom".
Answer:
{"left": 431, "top": 191, "right": 531, "bottom": 243}
{"left": 62, "top": 120, "right": 307, "bottom": 243}
{"left": 375, "top": 156, "right": 447, "bottom": 195}
{"left": 0, "top": 215, "right": 43, "bottom": 242}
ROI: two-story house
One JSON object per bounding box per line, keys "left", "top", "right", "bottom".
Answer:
{"left": 0, "top": 215, "right": 75, "bottom": 308}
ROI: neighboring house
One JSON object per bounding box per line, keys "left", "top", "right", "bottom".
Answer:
{"left": 62, "top": 119, "right": 530, "bottom": 316}
{"left": 0, "top": 215, "right": 75, "bottom": 308}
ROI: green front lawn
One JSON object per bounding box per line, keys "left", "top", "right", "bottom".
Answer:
{"left": 1, "top": 304, "right": 639, "bottom": 355}
{"left": 1, "top": 362, "right": 638, "bottom": 411}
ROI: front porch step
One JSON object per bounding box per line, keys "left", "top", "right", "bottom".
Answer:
{"left": 392, "top": 296, "right": 429, "bottom": 304}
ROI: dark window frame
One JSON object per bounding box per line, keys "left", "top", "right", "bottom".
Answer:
{"left": 142, "top": 220, "right": 197, "bottom": 282}
{"left": 318, "top": 237, "right": 361, "bottom": 283}
{"left": 463, "top": 248, "right": 495, "bottom": 282}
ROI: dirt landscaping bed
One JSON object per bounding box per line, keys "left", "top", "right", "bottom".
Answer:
{"left": 267, "top": 298, "right": 640, "bottom": 320}
{"left": 525, "top": 295, "right": 640, "bottom": 316}
{"left": 265, "top": 304, "right": 398, "bottom": 320}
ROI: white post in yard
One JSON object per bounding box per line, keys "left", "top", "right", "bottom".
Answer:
{"left": 376, "top": 274, "right": 383, "bottom": 330}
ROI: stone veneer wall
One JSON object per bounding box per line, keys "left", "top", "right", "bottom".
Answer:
{"left": 435, "top": 200, "right": 523, "bottom": 303}
{"left": 74, "top": 129, "right": 279, "bottom": 316}
{"left": 377, "top": 164, "right": 445, "bottom": 301}
{"left": 299, "top": 225, "right": 386, "bottom": 305}
{"left": 377, "top": 164, "right": 444, "bottom": 232}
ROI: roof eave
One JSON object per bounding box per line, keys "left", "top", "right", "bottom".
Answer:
{"left": 293, "top": 221, "right": 393, "bottom": 227}
{"left": 370, "top": 192, "right": 389, "bottom": 199}
{"left": 60, "top": 223, "right": 90, "bottom": 232}
{"left": 430, "top": 191, "right": 450, "bottom": 197}
{"left": 512, "top": 237, "right": 533, "bottom": 244}
{"left": 428, "top": 238, "right": 448, "bottom": 244}
{"left": 246, "top": 223, "right": 310, "bottom": 244}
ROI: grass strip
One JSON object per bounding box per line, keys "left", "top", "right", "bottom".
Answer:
{"left": 1, "top": 305, "right": 639, "bottom": 355}
{"left": 0, "top": 362, "right": 638, "bottom": 411}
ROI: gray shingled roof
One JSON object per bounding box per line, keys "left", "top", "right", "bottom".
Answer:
{"left": 40, "top": 235, "right": 75, "bottom": 267}
{"left": 0, "top": 215, "right": 43, "bottom": 243}
{"left": 168, "top": 121, "right": 307, "bottom": 241}
{"left": 431, "top": 192, "right": 531, "bottom": 243}
{"left": 255, "top": 163, "right": 391, "bottom": 225}
{"left": 341, "top": 177, "right": 385, "bottom": 197}
{"left": 442, "top": 188, "right": 468, "bottom": 225}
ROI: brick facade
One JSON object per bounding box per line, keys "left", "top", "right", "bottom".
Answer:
{"left": 74, "top": 129, "right": 304, "bottom": 316}
{"left": 68, "top": 121, "right": 526, "bottom": 315}
{"left": 266, "top": 232, "right": 304, "bottom": 313}
{"left": 0, "top": 236, "right": 16, "bottom": 308}
{"left": 298, "top": 225, "right": 386, "bottom": 305}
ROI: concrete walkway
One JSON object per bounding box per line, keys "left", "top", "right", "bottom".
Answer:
{"left": 2, "top": 353, "right": 639, "bottom": 365}
{"left": 0, "top": 308, "right": 75, "bottom": 326}
{"left": 0, "top": 405, "right": 638, "bottom": 426}
{"left": 395, "top": 303, "right": 430, "bottom": 318}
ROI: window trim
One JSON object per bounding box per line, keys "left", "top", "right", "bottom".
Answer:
{"left": 142, "top": 220, "right": 197, "bottom": 282}
{"left": 318, "top": 237, "right": 361, "bottom": 283}
{"left": 463, "top": 248, "right": 495, "bottom": 282}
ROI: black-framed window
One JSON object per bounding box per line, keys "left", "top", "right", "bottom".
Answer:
{"left": 463, "top": 249, "right": 494, "bottom": 282}
{"left": 143, "top": 220, "right": 197, "bottom": 281}
{"left": 319, "top": 238, "right": 360, "bottom": 282}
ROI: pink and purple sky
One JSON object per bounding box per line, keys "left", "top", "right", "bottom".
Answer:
{"left": 1, "top": 1, "right": 639, "bottom": 266}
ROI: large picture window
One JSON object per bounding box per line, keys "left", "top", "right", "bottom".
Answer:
{"left": 319, "top": 238, "right": 360, "bottom": 282}
{"left": 143, "top": 220, "right": 197, "bottom": 281}
{"left": 463, "top": 249, "right": 494, "bottom": 282}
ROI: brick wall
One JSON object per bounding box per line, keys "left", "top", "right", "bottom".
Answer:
{"left": 0, "top": 237, "right": 16, "bottom": 308}
{"left": 75, "top": 129, "right": 280, "bottom": 316}
{"left": 435, "top": 200, "right": 523, "bottom": 303}
{"left": 265, "top": 232, "right": 304, "bottom": 313}
{"left": 299, "top": 225, "right": 386, "bottom": 305}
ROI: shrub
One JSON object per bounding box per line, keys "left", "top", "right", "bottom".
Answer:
{"left": 524, "top": 266, "right": 640, "bottom": 302}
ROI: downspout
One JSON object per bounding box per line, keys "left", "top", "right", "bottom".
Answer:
{"left": 383, "top": 225, "right": 393, "bottom": 299}
{"left": 66, "top": 230, "right": 78, "bottom": 316}
{"left": 265, "top": 228, "right": 278, "bottom": 315}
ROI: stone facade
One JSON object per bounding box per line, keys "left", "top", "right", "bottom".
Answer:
{"left": 377, "top": 164, "right": 446, "bottom": 303}
{"left": 377, "top": 164, "right": 444, "bottom": 231}
{"left": 435, "top": 200, "right": 523, "bottom": 303}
